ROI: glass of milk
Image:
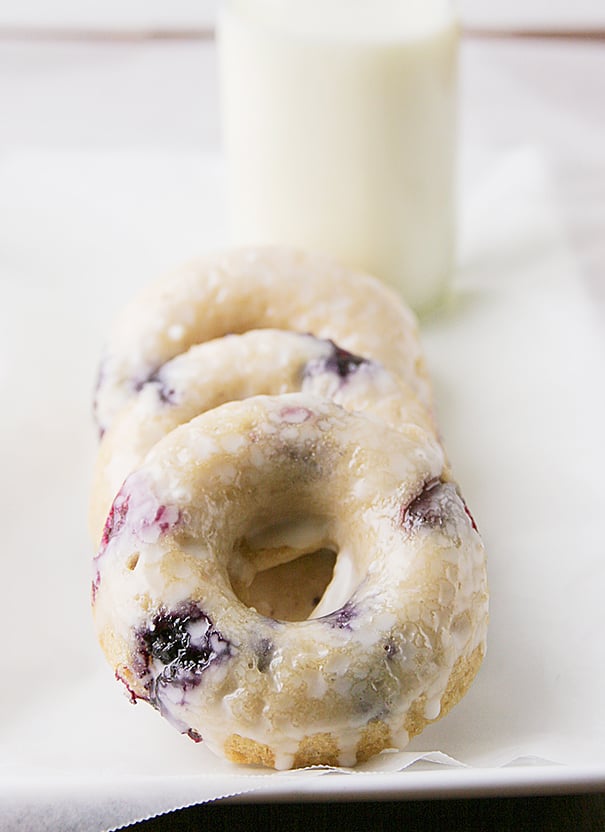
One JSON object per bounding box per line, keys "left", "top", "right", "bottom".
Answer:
{"left": 217, "top": 0, "right": 459, "bottom": 315}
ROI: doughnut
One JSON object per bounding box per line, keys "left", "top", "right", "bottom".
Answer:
{"left": 93, "top": 246, "right": 432, "bottom": 436}
{"left": 89, "top": 329, "right": 435, "bottom": 544}
{"left": 92, "top": 393, "right": 488, "bottom": 770}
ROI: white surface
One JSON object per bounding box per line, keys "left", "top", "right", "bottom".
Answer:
{"left": 0, "top": 145, "right": 604, "bottom": 832}
{"left": 1, "top": 0, "right": 604, "bottom": 31}
{"left": 459, "top": 0, "right": 605, "bottom": 30}
{"left": 0, "top": 0, "right": 219, "bottom": 30}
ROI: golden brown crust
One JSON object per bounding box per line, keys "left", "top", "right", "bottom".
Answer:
{"left": 404, "top": 643, "right": 485, "bottom": 739}
{"left": 224, "top": 734, "right": 275, "bottom": 768}
{"left": 356, "top": 720, "right": 393, "bottom": 763}
{"left": 440, "top": 643, "right": 486, "bottom": 718}
{"left": 98, "top": 626, "right": 127, "bottom": 671}
{"left": 292, "top": 733, "right": 340, "bottom": 768}
{"left": 221, "top": 641, "right": 485, "bottom": 769}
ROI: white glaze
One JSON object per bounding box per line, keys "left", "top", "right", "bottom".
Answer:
{"left": 93, "top": 394, "right": 488, "bottom": 769}
{"left": 93, "top": 247, "right": 431, "bottom": 436}
{"left": 90, "top": 328, "right": 434, "bottom": 543}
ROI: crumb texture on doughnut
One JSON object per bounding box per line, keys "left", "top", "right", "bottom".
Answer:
{"left": 224, "top": 734, "right": 276, "bottom": 768}
{"left": 292, "top": 734, "right": 340, "bottom": 769}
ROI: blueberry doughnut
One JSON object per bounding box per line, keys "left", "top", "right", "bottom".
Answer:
{"left": 89, "top": 330, "right": 435, "bottom": 544}
{"left": 92, "top": 394, "right": 488, "bottom": 770}
{"left": 93, "top": 246, "right": 432, "bottom": 436}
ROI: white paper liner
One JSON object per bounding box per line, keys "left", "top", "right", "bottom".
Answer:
{"left": 0, "top": 146, "right": 604, "bottom": 831}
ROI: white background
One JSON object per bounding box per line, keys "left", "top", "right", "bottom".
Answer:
{"left": 0, "top": 0, "right": 604, "bottom": 31}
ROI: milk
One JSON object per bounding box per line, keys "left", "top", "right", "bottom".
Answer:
{"left": 218, "top": 0, "right": 458, "bottom": 314}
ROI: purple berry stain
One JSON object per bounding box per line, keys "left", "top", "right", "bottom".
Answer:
{"left": 153, "top": 504, "right": 179, "bottom": 535}
{"left": 279, "top": 405, "right": 313, "bottom": 424}
{"left": 91, "top": 490, "right": 131, "bottom": 601}
{"left": 92, "top": 476, "right": 182, "bottom": 601}
{"left": 101, "top": 491, "right": 130, "bottom": 550}
{"left": 134, "top": 366, "right": 177, "bottom": 406}
{"left": 91, "top": 571, "right": 101, "bottom": 603}
{"left": 463, "top": 500, "right": 479, "bottom": 532}
{"left": 115, "top": 669, "right": 144, "bottom": 704}
{"left": 400, "top": 479, "right": 478, "bottom": 534}
{"left": 321, "top": 601, "right": 357, "bottom": 630}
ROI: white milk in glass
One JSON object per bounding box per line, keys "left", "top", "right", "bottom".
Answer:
{"left": 218, "top": 0, "right": 458, "bottom": 314}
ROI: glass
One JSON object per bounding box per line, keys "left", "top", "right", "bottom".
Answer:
{"left": 217, "top": 0, "right": 459, "bottom": 315}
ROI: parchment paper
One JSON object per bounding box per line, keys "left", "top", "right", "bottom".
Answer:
{"left": 0, "top": 146, "right": 603, "bottom": 831}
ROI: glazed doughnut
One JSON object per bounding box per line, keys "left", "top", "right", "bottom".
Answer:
{"left": 93, "top": 246, "right": 432, "bottom": 436}
{"left": 89, "top": 329, "right": 435, "bottom": 544}
{"left": 92, "top": 393, "right": 488, "bottom": 770}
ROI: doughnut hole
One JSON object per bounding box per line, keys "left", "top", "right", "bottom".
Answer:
{"left": 233, "top": 546, "right": 338, "bottom": 622}
{"left": 227, "top": 514, "right": 340, "bottom": 622}
{"left": 177, "top": 398, "right": 430, "bottom": 631}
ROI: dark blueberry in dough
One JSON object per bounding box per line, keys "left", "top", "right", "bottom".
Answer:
{"left": 136, "top": 603, "right": 232, "bottom": 704}
{"left": 325, "top": 343, "right": 369, "bottom": 378}
{"left": 145, "top": 614, "right": 190, "bottom": 666}
{"left": 303, "top": 341, "right": 369, "bottom": 382}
